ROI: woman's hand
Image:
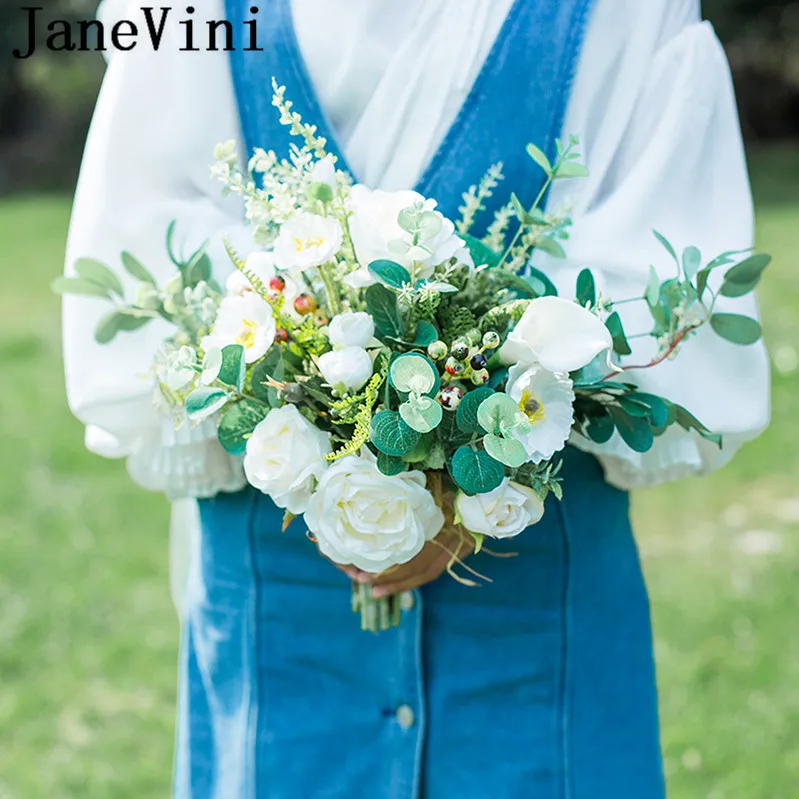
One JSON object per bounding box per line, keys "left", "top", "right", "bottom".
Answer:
{"left": 335, "top": 526, "right": 475, "bottom": 598}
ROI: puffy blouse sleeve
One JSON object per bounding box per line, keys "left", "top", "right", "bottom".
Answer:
{"left": 63, "top": 0, "right": 250, "bottom": 497}
{"left": 537, "top": 0, "right": 771, "bottom": 489}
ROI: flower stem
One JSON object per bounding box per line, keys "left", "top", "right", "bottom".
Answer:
{"left": 351, "top": 581, "right": 402, "bottom": 633}
{"left": 319, "top": 262, "right": 343, "bottom": 316}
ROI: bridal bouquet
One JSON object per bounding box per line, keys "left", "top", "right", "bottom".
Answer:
{"left": 56, "top": 81, "right": 769, "bottom": 631}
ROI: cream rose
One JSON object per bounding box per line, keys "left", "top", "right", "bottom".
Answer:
{"left": 305, "top": 453, "right": 445, "bottom": 573}
{"left": 455, "top": 479, "right": 545, "bottom": 539}
{"left": 244, "top": 405, "right": 331, "bottom": 514}
{"left": 328, "top": 312, "right": 375, "bottom": 350}
{"left": 318, "top": 346, "right": 374, "bottom": 393}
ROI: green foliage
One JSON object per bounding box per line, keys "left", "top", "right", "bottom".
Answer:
{"left": 250, "top": 346, "right": 284, "bottom": 405}
{"left": 74, "top": 258, "right": 124, "bottom": 297}
{"left": 367, "top": 259, "right": 412, "bottom": 290}
{"left": 605, "top": 311, "right": 632, "bottom": 356}
{"left": 399, "top": 395, "right": 443, "bottom": 434}
{"left": 369, "top": 410, "right": 420, "bottom": 457}
{"left": 217, "top": 399, "right": 268, "bottom": 456}
{"left": 441, "top": 307, "right": 477, "bottom": 342}
{"left": 461, "top": 234, "right": 501, "bottom": 268}
{"left": 94, "top": 309, "right": 154, "bottom": 344}
{"left": 576, "top": 268, "right": 596, "bottom": 307}
{"left": 719, "top": 253, "right": 771, "bottom": 297}
{"left": 185, "top": 387, "right": 228, "bottom": 422}
{"left": 366, "top": 284, "right": 404, "bottom": 338}
{"left": 217, "top": 344, "right": 246, "bottom": 391}
{"left": 51, "top": 275, "right": 113, "bottom": 300}
{"left": 450, "top": 446, "right": 505, "bottom": 495}
{"left": 455, "top": 386, "right": 494, "bottom": 434}
{"left": 710, "top": 313, "right": 763, "bottom": 345}
{"left": 376, "top": 451, "right": 408, "bottom": 476}
{"left": 121, "top": 251, "right": 157, "bottom": 286}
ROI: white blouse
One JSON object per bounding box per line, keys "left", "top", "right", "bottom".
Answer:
{"left": 64, "top": 0, "right": 770, "bottom": 497}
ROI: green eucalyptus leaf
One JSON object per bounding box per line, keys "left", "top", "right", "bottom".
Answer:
{"left": 477, "top": 393, "right": 524, "bottom": 436}
{"left": 451, "top": 446, "right": 506, "bottom": 495}
{"left": 93, "top": 309, "right": 152, "bottom": 344}
{"left": 695, "top": 267, "right": 712, "bottom": 297}
{"left": 413, "top": 321, "right": 439, "bottom": 347}
{"left": 554, "top": 161, "right": 589, "bottom": 179}
{"left": 52, "top": 276, "right": 114, "bottom": 300}
{"left": 609, "top": 407, "right": 654, "bottom": 454}
{"left": 251, "top": 347, "right": 285, "bottom": 404}
{"left": 645, "top": 265, "right": 661, "bottom": 307}
{"left": 370, "top": 410, "right": 421, "bottom": 457}
{"left": 710, "top": 313, "right": 762, "bottom": 346}
{"left": 674, "top": 404, "right": 723, "bottom": 448}
{"left": 121, "top": 251, "right": 157, "bottom": 286}
{"left": 74, "top": 258, "right": 125, "bottom": 297}
{"left": 625, "top": 392, "right": 671, "bottom": 429}
{"left": 368, "top": 259, "right": 412, "bottom": 290}
{"left": 526, "top": 143, "right": 552, "bottom": 175}
{"left": 719, "top": 254, "right": 771, "bottom": 298}
{"left": 187, "top": 250, "right": 212, "bottom": 286}
{"left": 217, "top": 399, "right": 268, "bottom": 456}
{"left": 576, "top": 268, "right": 596, "bottom": 307}
{"left": 653, "top": 230, "right": 679, "bottom": 267}
{"left": 401, "top": 432, "right": 435, "bottom": 464}
{"left": 365, "top": 284, "right": 404, "bottom": 338}
{"left": 166, "top": 220, "right": 181, "bottom": 268}
{"left": 455, "top": 386, "right": 495, "bottom": 434}
{"left": 605, "top": 311, "right": 632, "bottom": 356}
{"left": 461, "top": 234, "right": 502, "bottom": 268}
{"left": 399, "top": 395, "right": 443, "bottom": 434}
{"left": 390, "top": 353, "right": 438, "bottom": 396}
{"left": 682, "top": 246, "right": 702, "bottom": 280}
{"left": 438, "top": 409, "right": 472, "bottom": 447}
{"left": 218, "top": 344, "right": 246, "bottom": 391}
{"left": 534, "top": 236, "right": 566, "bottom": 260}
{"left": 526, "top": 267, "right": 559, "bottom": 297}
{"left": 186, "top": 387, "right": 228, "bottom": 422}
{"left": 483, "top": 433, "right": 527, "bottom": 468}
{"left": 510, "top": 193, "right": 534, "bottom": 225}
{"left": 584, "top": 410, "right": 615, "bottom": 444}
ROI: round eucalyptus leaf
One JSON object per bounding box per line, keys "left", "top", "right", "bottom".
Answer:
{"left": 186, "top": 387, "right": 229, "bottom": 422}
{"left": 710, "top": 313, "right": 762, "bottom": 346}
{"left": 399, "top": 395, "right": 443, "bottom": 434}
{"left": 377, "top": 451, "right": 408, "bottom": 476}
{"left": 450, "top": 446, "right": 505, "bottom": 495}
{"left": 217, "top": 400, "right": 268, "bottom": 456}
{"left": 390, "top": 353, "right": 439, "bottom": 396}
{"left": 476, "top": 393, "right": 524, "bottom": 436}
{"left": 609, "top": 408, "right": 654, "bottom": 454}
{"left": 455, "top": 386, "right": 494, "bottom": 434}
{"left": 483, "top": 434, "right": 528, "bottom": 469}
{"left": 370, "top": 410, "right": 421, "bottom": 457}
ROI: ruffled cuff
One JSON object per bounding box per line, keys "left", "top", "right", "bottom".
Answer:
{"left": 126, "top": 417, "right": 247, "bottom": 500}
{"left": 568, "top": 425, "right": 751, "bottom": 491}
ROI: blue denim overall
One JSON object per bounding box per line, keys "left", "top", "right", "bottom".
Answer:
{"left": 173, "top": 2, "right": 666, "bottom": 797}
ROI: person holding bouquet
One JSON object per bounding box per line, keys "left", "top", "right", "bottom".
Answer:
{"left": 62, "top": 1, "right": 769, "bottom": 797}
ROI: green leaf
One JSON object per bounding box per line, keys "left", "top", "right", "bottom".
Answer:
{"left": 217, "top": 400, "right": 268, "bottom": 456}
{"left": 390, "top": 354, "right": 438, "bottom": 396}
{"left": 365, "top": 284, "right": 404, "bottom": 338}
{"left": 250, "top": 347, "right": 284, "bottom": 404}
{"left": 218, "top": 344, "right": 246, "bottom": 391}
{"left": 681, "top": 246, "right": 702, "bottom": 280}
{"left": 121, "top": 251, "right": 157, "bottom": 286}
{"left": 461, "top": 234, "right": 502, "bottom": 268}
{"left": 401, "top": 432, "right": 435, "bottom": 464}
{"left": 710, "top": 313, "right": 762, "bottom": 346}
{"left": 187, "top": 250, "right": 212, "bottom": 286}
{"left": 370, "top": 410, "right": 420, "bottom": 457}
{"left": 674, "top": 404, "right": 722, "bottom": 448}
{"left": 526, "top": 143, "right": 552, "bottom": 175}
{"left": 609, "top": 407, "right": 654, "bottom": 453}
{"left": 584, "top": 410, "right": 615, "bottom": 444}
{"left": 576, "top": 268, "right": 596, "bottom": 307}
{"left": 437, "top": 409, "right": 472, "bottom": 448}
{"left": 74, "top": 258, "right": 125, "bottom": 297}
{"left": 185, "top": 387, "right": 228, "bottom": 422}
{"left": 645, "top": 265, "right": 661, "bottom": 307}
{"left": 451, "top": 446, "right": 505, "bottom": 495}
{"left": 413, "top": 321, "right": 439, "bottom": 348}
{"left": 554, "top": 161, "right": 589, "bottom": 179}
{"left": 526, "top": 267, "right": 559, "bottom": 297}
{"left": 695, "top": 267, "right": 712, "bottom": 298}
{"left": 625, "top": 392, "right": 671, "bottom": 429}
{"left": 653, "top": 231, "right": 679, "bottom": 267}
{"left": 510, "top": 193, "right": 534, "bottom": 225}
{"left": 605, "top": 311, "right": 632, "bottom": 356}
{"left": 166, "top": 220, "right": 181, "bottom": 268}
{"left": 399, "top": 395, "right": 443, "bottom": 434}
{"left": 94, "top": 309, "right": 152, "bottom": 344}
{"left": 368, "top": 259, "right": 412, "bottom": 290}
{"left": 719, "top": 254, "right": 771, "bottom": 298}
{"left": 377, "top": 451, "right": 408, "bottom": 476}
{"left": 455, "top": 386, "right": 494, "bottom": 434}
{"left": 705, "top": 248, "right": 753, "bottom": 271}
{"left": 483, "top": 433, "right": 527, "bottom": 468}
{"left": 477, "top": 393, "right": 524, "bottom": 436}
{"left": 52, "top": 276, "right": 113, "bottom": 300}
{"left": 534, "top": 236, "right": 566, "bottom": 260}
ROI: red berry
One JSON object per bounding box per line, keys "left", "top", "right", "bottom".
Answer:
{"left": 274, "top": 327, "right": 289, "bottom": 343}
{"left": 269, "top": 275, "right": 286, "bottom": 292}
{"left": 294, "top": 294, "right": 317, "bottom": 315}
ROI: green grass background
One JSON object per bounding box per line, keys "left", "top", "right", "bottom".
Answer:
{"left": 1, "top": 148, "right": 798, "bottom": 798}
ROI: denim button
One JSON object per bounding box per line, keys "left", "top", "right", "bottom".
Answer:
{"left": 396, "top": 704, "right": 415, "bottom": 729}
{"left": 399, "top": 591, "right": 415, "bottom": 611}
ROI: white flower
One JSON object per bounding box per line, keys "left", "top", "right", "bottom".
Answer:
{"left": 244, "top": 405, "right": 331, "bottom": 514}
{"left": 161, "top": 346, "right": 197, "bottom": 391}
{"left": 346, "top": 186, "right": 472, "bottom": 286}
{"left": 318, "top": 346, "right": 374, "bottom": 392}
{"left": 328, "top": 312, "right": 375, "bottom": 350}
{"left": 305, "top": 452, "right": 444, "bottom": 573}
{"left": 225, "top": 251, "right": 277, "bottom": 296}
{"left": 505, "top": 363, "right": 575, "bottom": 463}
{"left": 455, "top": 479, "right": 545, "bottom": 539}
{"left": 201, "top": 292, "right": 276, "bottom": 364}
{"left": 310, "top": 155, "right": 337, "bottom": 190}
{"left": 500, "top": 296, "right": 613, "bottom": 373}
{"left": 273, "top": 211, "right": 343, "bottom": 274}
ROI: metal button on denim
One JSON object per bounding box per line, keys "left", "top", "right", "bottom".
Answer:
{"left": 396, "top": 705, "right": 415, "bottom": 729}
{"left": 399, "top": 591, "right": 415, "bottom": 611}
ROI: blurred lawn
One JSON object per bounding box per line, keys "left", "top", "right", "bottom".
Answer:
{"left": 0, "top": 147, "right": 798, "bottom": 799}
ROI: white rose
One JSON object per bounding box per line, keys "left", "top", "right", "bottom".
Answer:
{"left": 347, "top": 185, "right": 472, "bottom": 286}
{"left": 318, "top": 346, "right": 373, "bottom": 392}
{"left": 455, "top": 479, "right": 545, "bottom": 539}
{"left": 505, "top": 363, "right": 575, "bottom": 463}
{"left": 244, "top": 405, "right": 331, "bottom": 514}
{"left": 328, "top": 312, "right": 375, "bottom": 349}
{"left": 201, "top": 292, "right": 276, "bottom": 364}
{"left": 500, "top": 295, "right": 613, "bottom": 373}
{"left": 305, "top": 452, "right": 445, "bottom": 573}
{"left": 273, "top": 210, "right": 343, "bottom": 274}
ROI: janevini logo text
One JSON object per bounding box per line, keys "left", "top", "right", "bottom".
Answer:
{"left": 12, "top": 6, "right": 264, "bottom": 60}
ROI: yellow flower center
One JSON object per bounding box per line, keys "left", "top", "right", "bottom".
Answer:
{"left": 236, "top": 319, "right": 258, "bottom": 349}
{"left": 294, "top": 236, "right": 325, "bottom": 253}
{"left": 519, "top": 390, "right": 545, "bottom": 425}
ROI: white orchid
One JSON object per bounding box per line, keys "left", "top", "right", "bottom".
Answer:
{"left": 500, "top": 295, "right": 613, "bottom": 373}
